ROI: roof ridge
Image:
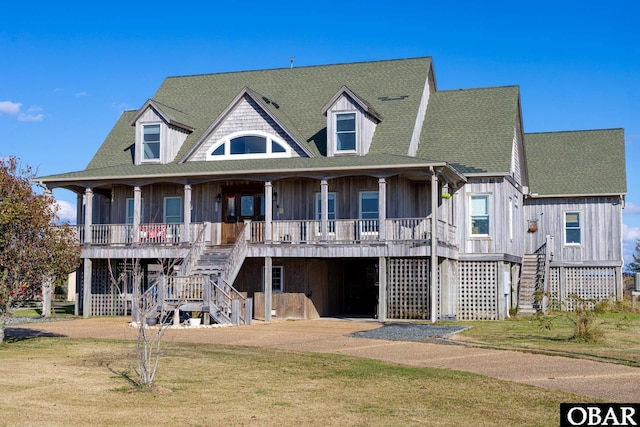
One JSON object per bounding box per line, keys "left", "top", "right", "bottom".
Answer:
{"left": 437, "top": 85, "right": 519, "bottom": 93}
{"left": 525, "top": 128, "right": 623, "bottom": 136}
{"left": 164, "top": 57, "right": 433, "bottom": 80}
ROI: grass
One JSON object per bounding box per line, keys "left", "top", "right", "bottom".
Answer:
{"left": 12, "top": 302, "right": 76, "bottom": 318}
{"left": 0, "top": 337, "right": 589, "bottom": 427}
{"left": 452, "top": 311, "right": 640, "bottom": 367}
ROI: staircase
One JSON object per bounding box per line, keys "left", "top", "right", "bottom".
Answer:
{"left": 518, "top": 254, "right": 542, "bottom": 314}
{"left": 191, "top": 248, "right": 232, "bottom": 276}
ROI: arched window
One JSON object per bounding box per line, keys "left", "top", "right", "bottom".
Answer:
{"left": 207, "top": 131, "right": 293, "bottom": 160}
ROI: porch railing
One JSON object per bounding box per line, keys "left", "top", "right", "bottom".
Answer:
{"left": 248, "top": 218, "right": 455, "bottom": 246}
{"left": 76, "top": 222, "right": 203, "bottom": 246}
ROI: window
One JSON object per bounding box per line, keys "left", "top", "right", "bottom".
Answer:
{"left": 126, "top": 198, "right": 144, "bottom": 224}
{"left": 565, "top": 212, "right": 581, "bottom": 245}
{"left": 315, "top": 192, "right": 336, "bottom": 233}
{"left": 470, "top": 195, "right": 489, "bottom": 236}
{"left": 335, "top": 113, "right": 356, "bottom": 152}
{"left": 264, "top": 266, "right": 284, "bottom": 292}
{"left": 143, "top": 124, "right": 160, "bottom": 161}
{"left": 207, "top": 131, "right": 292, "bottom": 160}
{"left": 164, "top": 197, "right": 183, "bottom": 223}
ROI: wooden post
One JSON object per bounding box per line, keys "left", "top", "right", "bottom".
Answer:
{"left": 245, "top": 297, "right": 253, "bottom": 325}
{"left": 378, "top": 257, "right": 387, "bottom": 321}
{"left": 183, "top": 184, "right": 191, "bottom": 243}
{"left": 133, "top": 186, "right": 142, "bottom": 245}
{"left": 83, "top": 259, "right": 92, "bottom": 318}
{"left": 83, "top": 188, "right": 93, "bottom": 245}
{"left": 265, "top": 181, "right": 273, "bottom": 243}
{"left": 430, "top": 168, "right": 438, "bottom": 322}
{"left": 231, "top": 299, "right": 240, "bottom": 325}
{"left": 320, "top": 179, "right": 328, "bottom": 242}
{"left": 264, "top": 257, "right": 272, "bottom": 322}
{"left": 378, "top": 178, "right": 387, "bottom": 241}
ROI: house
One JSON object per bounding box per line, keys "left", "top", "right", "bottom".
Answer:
{"left": 37, "top": 57, "right": 626, "bottom": 324}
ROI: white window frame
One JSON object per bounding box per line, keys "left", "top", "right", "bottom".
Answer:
{"left": 334, "top": 112, "right": 357, "bottom": 154}
{"left": 163, "top": 197, "right": 183, "bottom": 224}
{"left": 141, "top": 123, "right": 162, "bottom": 163}
{"left": 206, "top": 130, "right": 292, "bottom": 160}
{"left": 263, "top": 266, "right": 284, "bottom": 292}
{"left": 126, "top": 198, "right": 145, "bottom": 224}
{"left": 470, "top": 194, "right": 490, "bottom": 237}
{"left": 315, "top": 192, "right": 336, "bottom": 234}
{"left": 564, "top": 211, "right": 581, "bottom": 246}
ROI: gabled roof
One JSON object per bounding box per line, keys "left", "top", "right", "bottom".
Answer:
{"left": 524, "top": 129, "right": 626, "bottom": 197}
{"left": 418, "top": 86, "right": 520, "bottom": 174}
{"left": 129, "top": 99, "right": 194, "bottom": 132}
{"left": 321, "top": 85, "right": 383, "bottom": 122}
{"left": 180, "top": 86, "right": 313, "bottom": 161}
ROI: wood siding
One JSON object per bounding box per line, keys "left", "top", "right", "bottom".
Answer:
{"left": 523, "top": 196, "right": 623, "bottom": 264}
{"left": 134, "top": 107, "right": 189, "bottom": 164}
{"left": 458, "top": 178, "right": 524, "bottom": 258}
{"left": 326, "top": 94, "right": 377, "bottom": 157}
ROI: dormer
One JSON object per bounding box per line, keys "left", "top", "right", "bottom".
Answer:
{"left": 130, "top": 99, "right": 194, "bottom": 165}
{"left": 322, "top": 86, "right": 382, "bottom": 157}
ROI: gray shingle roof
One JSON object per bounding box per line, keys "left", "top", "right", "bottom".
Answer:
{"left": 524, "top": 129, "right": 626, "bottom": 196}
{"left": 418, "top": 86, "right": 520, "bottom": 174}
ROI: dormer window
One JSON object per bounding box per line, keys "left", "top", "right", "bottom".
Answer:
{"left": 206, "top": 131, "right": 292, "bottom": 160}
{"left": 336, "top": 113, "right": 356, "bottom": 152}
{"left": 143, "top": 124, "right": 161, "bottom": 161}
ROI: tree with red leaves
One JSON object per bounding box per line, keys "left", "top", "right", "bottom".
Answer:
{"left": 0, "top": 157, "right": 80, "bottom": 342}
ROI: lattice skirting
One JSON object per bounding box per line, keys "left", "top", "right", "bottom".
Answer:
{"left": 458, "top": 261, "right": 497, "bottom": 320}
{"left": 387, "top": 258, "right": 430, "bottom": 319}
{"left": 90, "top": 294, "right": 130, "bottom": 316}
{"left": 547, "top": 267, "right": 617, "bottom": 311}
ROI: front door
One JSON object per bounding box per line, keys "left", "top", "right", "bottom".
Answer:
{"left": 222, "top": 186, "right": 265, "bottom": 244}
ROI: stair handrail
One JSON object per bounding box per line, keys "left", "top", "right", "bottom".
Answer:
{"left": 222, "top": 222, "right": 250, "bottom": 286}
{"left": 135, "top": 283, "right": 159, "bottom": 321}
{"left": 180, "top": 224, "right": 208, "bottom": 276}
{"left": 542, "top": 234, "right": 554, "bottom": 313}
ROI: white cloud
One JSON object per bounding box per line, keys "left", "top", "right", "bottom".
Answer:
{"left": 111, "top": 102, "right": 131, "bottom": 111}
{"left": 75, "top": 91, "right": 88, "bottom": 98}
{"left": 55, "top": 199, "right": 77, "bottom": 224}
{"left": 624, "top": 202, "right": 640, "bottom": 215}
{"left": 623, "top": 223, "right": 640, "bottom": 243}
{"left": 0, "top": 100, "right": 44, "bottom": 122}
{"left": 0, "top": 100, "right": 22, "bottom": 115}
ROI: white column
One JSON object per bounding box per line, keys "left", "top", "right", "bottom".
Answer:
{"left": 265, "top": 181, "right": 273, "bottom": 243}
{"left": 430, "top": 169, "right": 438, "bottom": 323}
{"left": 264, "top": 256, "right": 272, "bottom": 322}
{"left": 133, "top": 186, "right": 142, "bottom": 244}
{"left": 378, "top": 178, "right": 387, "bottom": 241}
{"left": 320, "top": 179, "right": 328, "bottom": 242}
{"left": 83, "top": 188, "right": 93, "bottom": 245}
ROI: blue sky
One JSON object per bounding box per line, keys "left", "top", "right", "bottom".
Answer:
{"left": 1, "top": 1, "right": 638, "bottom": 264}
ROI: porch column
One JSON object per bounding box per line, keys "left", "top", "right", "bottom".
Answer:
{"left": 133, "top": 186, "right": 142, "bottom": 244}
{"left": 430, "top": 169, "right": 438, "bottom": 322}
{"left": 83, "top": 258, "right": 92, "bottom": 318}
{"left": 378, "top": 257, "right": 387, "bottom": 321}
{"left": 264, "top": 256, "right": 272, "bottom": 321}
{"left": 183, "top": 184, "right": 192, "bottom": 243}
{"left": 264, "top": 181, "right": 273, "bottom": 243}
{"left": 320, "top": 179, "right": 328, "bottom": 242}
{"left": 83, "top": 188, "right": 93, "bottom": 245}
{"left": 378, "top": 178, "right": 387, "bottom": 241}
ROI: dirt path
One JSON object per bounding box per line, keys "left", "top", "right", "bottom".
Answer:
{"left": 8, "top": 317, "right": 640, "bottom": 402}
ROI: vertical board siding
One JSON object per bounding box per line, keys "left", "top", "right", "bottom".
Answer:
{"left": 523, "top": 197, "right": 623, "bottom": 261}
{"left": 387, "top": 258, "right": 430, "bottom": 319}
{"left": 459, "top": 178, "right": 524, "bottom": 257}
{"left": 326, "top": 94, "right": 378, "bottom": 156}
{"left": 458, "top": 261, "right": 498, "bottom": 320}
{"left": 547, "top": 267, "right": 617, "bottom": 311}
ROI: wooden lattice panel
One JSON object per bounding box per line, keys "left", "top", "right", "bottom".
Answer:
{"left": 91, "top": 295, "right": 128, "bottom": 316}
{"left": 561, "top": 267, "right": 616, "bottom": 311}
{"left": 458, "top": 261, "right": 497, "bottom": 320}
{"left": 387, "top": 258, "right": 429, "bottom": 319}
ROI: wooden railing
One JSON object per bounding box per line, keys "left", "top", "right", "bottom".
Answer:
{"left": 247, "top": 218, "right": 455, "bottom": 246}
{"left": 76, "top": 222, "right": 204, "bottom": 246}
{"left": 180, "top": 225, "right": 208, "bottom": 276}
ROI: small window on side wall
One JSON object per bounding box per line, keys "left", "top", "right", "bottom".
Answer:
{"left": 565, "top": 212, "right": 581, "bottom": 245}
{"left": 143, "top": 124, "right": 161, "bottom": 161}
